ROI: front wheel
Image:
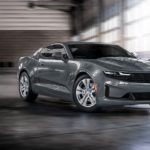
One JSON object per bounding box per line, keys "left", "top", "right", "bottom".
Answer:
{"left": 19, "top": 72, "right": 38, "bottom": 102}
{"left": 73, "top": 75, "right": 98, "bottom": 112}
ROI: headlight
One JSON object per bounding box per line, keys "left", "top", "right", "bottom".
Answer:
{"left": 104, "top": 71, "right": 131, "bottom": 77}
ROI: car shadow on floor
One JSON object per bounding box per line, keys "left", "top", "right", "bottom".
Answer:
{"left": 0, "top": 97, "right": 150, "bottom": 117}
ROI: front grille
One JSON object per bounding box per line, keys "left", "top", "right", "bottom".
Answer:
{"left": 132, "top": 93, "right": 150, "bottom": 100}
{"left": 106, "top": 90, "right": 150, "bottom": 100}
{"left": 123, "top": 93, "right": 150, "bottom": 100}
{"left": 107, "top": 73, "right": 150, "bottom": 83}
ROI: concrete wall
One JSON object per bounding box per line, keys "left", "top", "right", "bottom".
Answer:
{"left": 0, "top": 0, "right": 71, "bottom": 72}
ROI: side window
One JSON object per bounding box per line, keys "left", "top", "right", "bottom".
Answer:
{"left": 51, "top": 45, "right": 66, "bottom": 59}
{"left": 41, "top": 46, "right": 53, "bottom": 58}
{"left": 41, "top": 44, "right": 66, "bottom": 59}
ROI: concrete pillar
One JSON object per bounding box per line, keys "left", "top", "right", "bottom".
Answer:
{"left": 120, "top": 0, "right": 125, "bottom": 46}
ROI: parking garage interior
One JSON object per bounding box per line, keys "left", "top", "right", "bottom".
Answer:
{"left": 1, "top": 0, "right": 150, "bottom": 149}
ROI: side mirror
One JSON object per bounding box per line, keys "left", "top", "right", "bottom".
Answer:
{"left": 131, "top": 52, "right": 138, "bottom": 58}
{"left": 61, "top": 54, "right": 69, "bottom": 62}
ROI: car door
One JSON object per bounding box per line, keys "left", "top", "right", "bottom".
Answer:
{"left": 37, "top": 44, "right": 71, "bottom": 97}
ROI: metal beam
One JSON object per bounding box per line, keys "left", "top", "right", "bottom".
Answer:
{"left": 120, "top": 0, "right": 125, "bottom": 46}
{"left": 28, "top": 0, "right": 76, "bottom": 12}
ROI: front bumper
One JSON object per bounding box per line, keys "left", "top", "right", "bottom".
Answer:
{"left": 97, "top": 77, "right": 150, "bottom": 106}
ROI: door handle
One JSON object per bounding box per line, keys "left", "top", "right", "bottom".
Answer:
{"left": 39, "top": 59, "right": 45, "bottom": 66}
{"left": 40, "top": 62, "right": 44, "bottom": 66}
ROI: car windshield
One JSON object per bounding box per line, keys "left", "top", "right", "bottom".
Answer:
{"left": 68, "top": 44, "right": 135, "bottom": 59}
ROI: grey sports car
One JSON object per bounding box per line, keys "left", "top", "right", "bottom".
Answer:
{"left": 18, "top": 42, "right": 150, "bottom": 112}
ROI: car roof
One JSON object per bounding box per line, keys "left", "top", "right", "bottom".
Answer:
{"left": 50, "top": 41, "right": 118, "bottom": 47}
{"left": 62, "top": 41, "right": 117, "bottom": 47}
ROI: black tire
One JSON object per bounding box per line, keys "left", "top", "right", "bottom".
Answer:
{"left": 73, "top": 74, "right": 98, "bottom": 112}
{"left": 19, "top": 72, "right": 38, "bottom": 102}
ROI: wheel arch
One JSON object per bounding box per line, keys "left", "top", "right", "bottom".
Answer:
{"left": 74, "top": 71, "right": 93, "bottom": 83}
{"left": 71, "top": 70, "right": 97, "bottom": 92}
{"left": 19, "top": 69, "right": 28, "bottom": 79}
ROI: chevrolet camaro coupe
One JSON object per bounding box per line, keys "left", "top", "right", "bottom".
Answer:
{"left": 18, "top": 42, "right": 150, "bottom": 112}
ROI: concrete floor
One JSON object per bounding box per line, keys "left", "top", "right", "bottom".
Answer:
{"left": 0, "top": 74, "right": 150, "bottom": 150}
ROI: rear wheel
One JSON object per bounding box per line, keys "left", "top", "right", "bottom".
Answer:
{"left": 73, "top": 74, "right": 98, "bottom": 112}
{"left": 19, "top": 72, "right": 38, "bottom": 102}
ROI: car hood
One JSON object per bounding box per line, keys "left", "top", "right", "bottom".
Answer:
{"left": 91, "top": 57, "right": 150, "bottom": 72}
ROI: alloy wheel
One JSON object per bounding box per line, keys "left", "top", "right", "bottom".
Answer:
{"left": 76, "top": 78, "right": 97, "bottom": 108}
{"left": 19, "top": 74, "right": 29, "bottom": 98}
